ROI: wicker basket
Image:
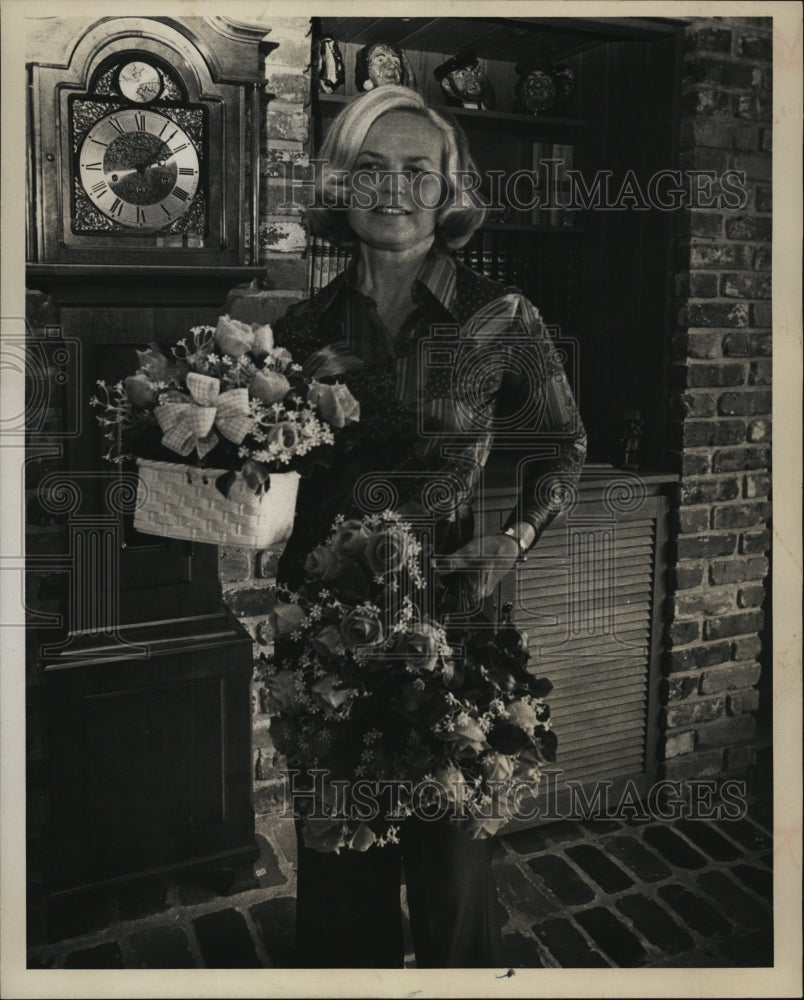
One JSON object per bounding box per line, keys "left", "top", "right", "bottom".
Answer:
{"left": 133, "top": 458, "right": 300, "bottom": 548}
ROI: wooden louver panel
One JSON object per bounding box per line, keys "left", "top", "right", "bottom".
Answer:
{"left": 514, "top": 516, "right": 658, "bottom": 791}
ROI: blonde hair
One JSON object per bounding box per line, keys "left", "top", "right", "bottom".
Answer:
{"left": 306, "top": 85, "right": 487, "bottom": 249}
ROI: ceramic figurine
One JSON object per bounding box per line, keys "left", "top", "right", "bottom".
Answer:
{"left": 620, "top": 409, "right": 644, "bottom": 467}
{"left": 434, "top": 51, "right": 496, "bottom": 110}
{"left": 515, "top": 59, "right": 575, "bottom": 115}
{"left": 314, "top": 36, "right": 345, "bottom": 94}
{"left": 355, "top": 41, "right": 416, "bottom": 91}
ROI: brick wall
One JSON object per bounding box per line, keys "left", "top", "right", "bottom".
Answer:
{"left": 220, "top": 17, "right": 312, "bottom": 815}
{"left": 663, "top": 17, "right": 772, "bottom": 781}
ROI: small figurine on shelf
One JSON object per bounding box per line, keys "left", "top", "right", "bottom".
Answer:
{"left": 620, "top": 409, "right": 644, "bottom": 468}
{"left": 313, "top": 36, "right": 345, "bottom": 94}
{"left": 355, "top": 41, "right": 416, "bottom": 91}
{"left": 514, "top": 59, "right": 575, "bottom": 115}
{"left": 433, "top": 51, "right": 496, "bottom": 110}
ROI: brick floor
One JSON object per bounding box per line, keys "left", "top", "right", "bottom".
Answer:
{"left": 26, "top": 755, "right": 774, "bottom": 970}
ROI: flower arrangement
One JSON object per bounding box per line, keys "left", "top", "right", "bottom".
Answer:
{"left": 91, "top": 315, "right": 360, "bottom": 496}
{"left": 263, "top": 511, "right": 556, "bottom": 853}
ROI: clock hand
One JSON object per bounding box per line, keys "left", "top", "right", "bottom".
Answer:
{"left": 137, "top": 146, "right": 171, "bottom": 174}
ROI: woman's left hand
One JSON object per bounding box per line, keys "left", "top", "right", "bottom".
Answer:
{"left": 433, "top": 533, "right": 521, "bottom": 604}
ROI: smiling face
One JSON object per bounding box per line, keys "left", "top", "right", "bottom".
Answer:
{"left": 346, "top": 111, "right": 446, "bottom": 252}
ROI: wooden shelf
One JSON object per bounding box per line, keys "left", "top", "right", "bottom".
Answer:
{"left": 26, "top": 264, "right": 266, "bottom": 281}
{"left": 315, "top": 93, "right": 584, "bottom": 132}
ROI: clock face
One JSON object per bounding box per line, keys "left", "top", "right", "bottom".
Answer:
{"left": 78, "top": 109, "right": 200, "bottom": 230}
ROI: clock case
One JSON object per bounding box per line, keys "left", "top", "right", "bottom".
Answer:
{"left": 27, "top": 17, "right": 269, "bottom": 268}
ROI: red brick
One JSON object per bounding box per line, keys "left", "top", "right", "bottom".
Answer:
{"left": 752, "top": 302, "right": 773, "bottom": 327}
{"left": 735, "top": 34, "right": 772, "bottom": 61}
{"left": 660, "top": 749, "right": 724, "bottom": 781}
{"left": 694, "top": 640, "right": 734, "bottom": 668}
{"left": 664, "top": 730, "right": 695, "bottom": 758}
{"left": 218, "top": 548, "right": 253, "bottom": 583}
{"left": 752, "top": 245, "right": 771, "bottom": 271}
{"left": 685, "top": 120, "right": 759, "bottom": 151}
{"left": 688, "top": 241, "right": 754, "bottom": 269}
{"left": 759, "top": 129, "right": 772, "bottom": 153}
{"left": 711, "top": 502, "right": 771, "bottom": 529}
{"left": 723, "top": 746, "right": 757, "bottom": 771}
{"left": 224, "top": 586, "right": 275, "bottom": 617}
{"left": 734, "top": 94, "right": 772, "bottom": 122}
{"left": 676, "top": 533, "right": 737, "bottom": 559}
{"left": 680, "top": 452, "right": 711, "bottom": 476}
{"left": 664, "top": 697, "right": 725, "bottom": 728}
{"left": 675, "top": 507, "right": 710, "bottom": 534}
{"left": 682, "top": 211, "right": 725, "bottom": 237}
{"left": 744, "top": 473, "right": 771, "bottom": 499}
{"left": 674, "top": 589, "right": 735, "bottom": 618}
{"left": 731, "top": 636, "right": 763, "bottom": 660}
{"left": 747, "top": 361, "right": 772, "bottom": 385}
{"left": 669, "top": 390, "right": 718, "bottom": 419}
{"left": 746, "top": 418, "right": 771, "bottom": 442}
{"left": 720, "top": 272, "right": 771, "bottom": 299}
{"left": 729, "top": 152, "right": 772, "bottom": 182}
{"left": 724, "top": 215, "right": 772, "bottom": 241}
{"left": 737, "top": 586, "right": 766, "bottom": 609}
{"left": 696, "top": 715, "right": 756, "bottom": 748}
{"left": 265, "top": 105, "right": 310, "bottom": 144}
{"left": 686, "top": 58, "right": 757, "bottom": 89}
{"left": 739, "top": 529, "right": 770, "bottom": 555}
{"left": 718, "top": 391, "right": 771, "bottom": 416}
{"left": 726, "top": 689, "right": 761, "bottom": 715}
{"left": 681, "top": 477, "right": 740, "bottom": 505}
{"left": 703, "top": 610, "right": 764, "bottom": 641}
{"left": 689, "top": 273, "right": 719, "bottom": 298}
{"left": 700, "top": 660, "right": 762, "bottom": 693}
{"left": 682, "top": 88, "right": 733, "bottom": 118}
{"left": 687, "top": 302, "right": 750, "bottom": 328}
{"left": 680, "top": 420, "right": 745, "bottom": 448}
{"left": 667, "top": 620, "right": 701, "bottom": 647}
{"left": 673, "top": 334, "right": 722, "bottom": 361}
{"left": 684, "top": 27, "right": 732, "bottom": 53}
{"left": 684, "top": 363, "right": 745, "bottom": 387}
{"left": 709, "top": 556, "right": 768, "bottom": 585}
{"left": 755, "top": 186, "right": 772, "bottom": 212}
{"left": 665, "top": 675, "right": 701, "bottom": 701}
{"left": 672, "top": 564, "right": 705, "bottom": 590}
{"left": 711, "top": 446, "right": 770, "bottom": 472}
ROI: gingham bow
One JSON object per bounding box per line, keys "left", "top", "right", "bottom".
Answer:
{"left": 155, "top": 373, "right": 252, "bottom": 458}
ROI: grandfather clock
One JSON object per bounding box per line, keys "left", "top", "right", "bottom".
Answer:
{"left": 26, "top": 16, "right": 276, "bottom": 896}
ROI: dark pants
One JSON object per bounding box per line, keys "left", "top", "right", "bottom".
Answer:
{"left": 294, "top": 818, "right": 503, "bottom": 968}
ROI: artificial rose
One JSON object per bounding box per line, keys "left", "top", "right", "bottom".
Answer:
{"left": 266, "top": 421, "right": 299, "bottom": 452}
{"left": 480, "top": 751, "right": 516, "bottom": 785}
{"left": 347, "top": 823, "right": 377, "bottom": 852}
{"left": 333, "top": 559, "right": 370, "bottom": 604}
{"left": 506, "top": 698, "right": 539, "bottom": 734}
{"left": 308, "top": 380, "right": 360, "bottom": 429}
{"left": 250, "top": 369, "right": 291, "bottom": 405}
{"left": 440, "top": 711, "right": 488, "bottom": 755}
{"left": 269, "top": 601, "right": 307, "bottom": 637}
{"left": 364, "top": 528, "right": 410, "bottom": 577}
{"left": 312, "top": 674, "right": 357, "bottom": 709}
{"left": 214, "top": 314, "right": 255, "bottom": 358}
{"left": 135, "top": 346, "right": 170, "bottom": 379}
{"left": 264, "top": 670, "right": 302, "bottom": 715}
{"left": 270, "top": 346, "right": 294, "bottom": 371}
{"left": 340, "top": 606, "right": 384, "bottom": 650}
{"left": 330, "top": 519, "right": 371, "bottom": 558}
{"left": 432, "top": 762, "right": 468, "bottom": 806}
{"left": 309, "top": 625, "right": 345, "bottom": 659}
{"left": 396, "top": 622, "right": 441, "bottom": 672}
{"left": 251, "top": 323, "right": 274, "bottom": 357}
{"left": 302, "top": 815, "right": 347, "bottom": 854}
{"left": 267, "top": 716, "right": 300, "bottom": 756}
{"left": 123, "top": 373, "right": 157, "bottom": 408}
{"left": 304, "top": 545, "right": 341, "bottom": 582}
{"left": 241, "top": 458, "right": 271, "bottom": 491}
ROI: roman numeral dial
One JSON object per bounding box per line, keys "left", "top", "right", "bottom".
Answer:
{"left": 78, "top": 109, "right": 200, "bottom": 229}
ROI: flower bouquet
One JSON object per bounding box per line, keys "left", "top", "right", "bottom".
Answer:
{"left": 91, "top": 315, "right": 360, "bottom": 548}
{"left": 263, "top": 511, "right": 556, "bottom": 853}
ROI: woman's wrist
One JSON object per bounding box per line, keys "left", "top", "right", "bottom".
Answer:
{"left": 501, "top": 521, "right": 536, "bottom": 554}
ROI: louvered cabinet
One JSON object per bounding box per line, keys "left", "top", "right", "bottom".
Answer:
{"left": 480, "top": 459, "right": 675, "bottom": 825}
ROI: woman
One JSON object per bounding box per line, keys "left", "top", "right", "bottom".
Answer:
{"left": 273, "top": 85, "right": 586, "bottom": 968}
